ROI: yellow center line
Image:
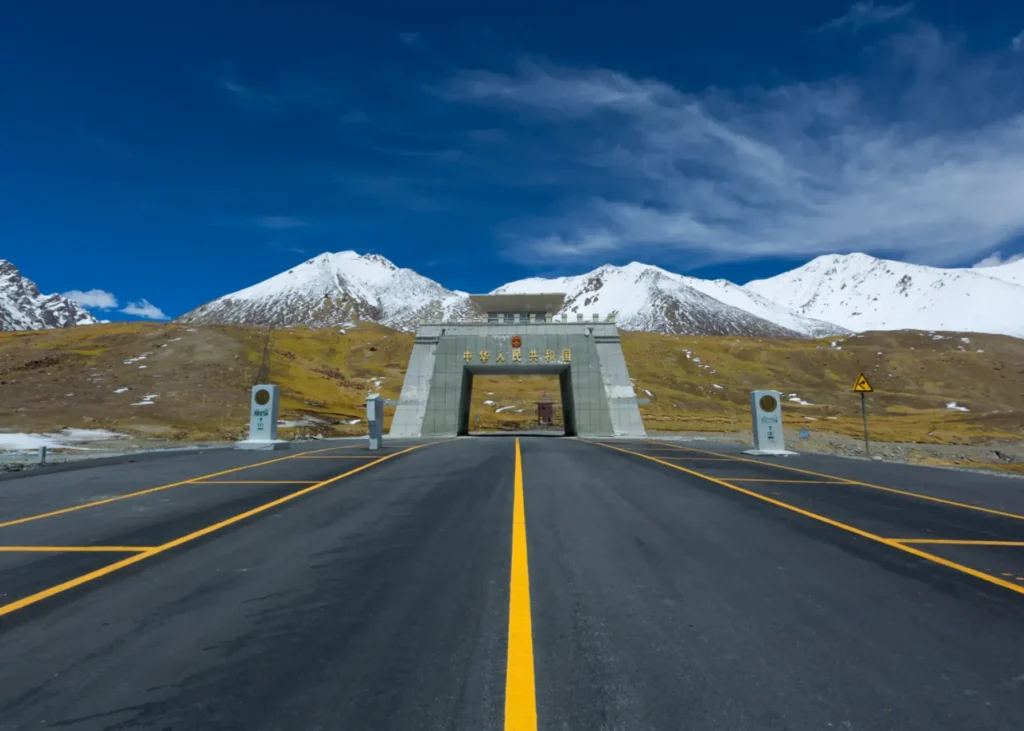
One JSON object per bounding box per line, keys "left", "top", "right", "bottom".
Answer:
{"left": 505, "top": 437, "right": 538, "bottom": 731}
{"left": 646, "top": 440, "right": 1024, "bottom": 522}
{"left": 0, "top": 444, "right": 363, "bottom": 530}
{"left": 0, "top": 546, "right": 156, "bottom": 552}
{"left": 0, "top": 443, "right": 433, "bottom": 618}
{"left": 890, "top": 539, "right": 1024, "bottom": 546}
{"left": 597, "top": 442, "right": 1024, "bottom": 597}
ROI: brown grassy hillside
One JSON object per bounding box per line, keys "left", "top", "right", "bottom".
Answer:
{"left": 0, "top": 324, "right": 1021, "bottom": 452}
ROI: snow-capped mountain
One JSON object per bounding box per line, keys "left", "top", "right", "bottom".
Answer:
{"left": 178, "top": 251, "right": 472, "bottom": 330}
{"left": 744, "top": 253, "right": 1024, "bottom": 338}
{"left": 979, "top": 257, "right": 1024, "bottom": 287}
{"left": 493, "top": 262, "right": 846, "bottom": 337}
{"left": 0, "top": 260, "right": 98, "bottom": 331}
{"left": 177, "top": 250, "right": 1024, "bottom": 339}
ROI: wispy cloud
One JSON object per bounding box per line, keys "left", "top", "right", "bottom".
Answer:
{"left": 255, "top": 216, "right": 311, "bottom": 230}
{"left": 399, "top": 32, "right": 422, "bottom": 47}
{"left": 814, "top": 2, "right": 913, "bottom": 33}
{"left": 121, "top": 299, "right": 168, "bottom": 320}
{"left": 441, "top": 25, "right": 1024, "bottom": 268}
{"left": 217, "top": 63, "right": 343, "bottom": 114}
{"left": 63, "top": 289, "right": 118, "bottom": 309}
{"left": 1013, "top": 30, "right": 1024, "bottom": 52}
{"left": 973, "top": 251, "right": 1024, "bottom": 267}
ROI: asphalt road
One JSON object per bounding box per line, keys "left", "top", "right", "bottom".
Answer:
{"left": 1, "top": 436, "right": 1023, "bottom": 730}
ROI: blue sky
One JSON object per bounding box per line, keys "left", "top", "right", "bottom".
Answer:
{"left": 2, "top": 1, "right": 1024, "bottom": 320}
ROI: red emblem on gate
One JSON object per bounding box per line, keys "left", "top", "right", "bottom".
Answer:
{"left": 511, "top": 335, "right": 522, "bottom": 348}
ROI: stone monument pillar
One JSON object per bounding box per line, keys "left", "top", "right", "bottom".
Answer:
{"left": 744, "top": 390, "right": 796, "bottom": 456}
{"left": 367, "top": 393, "right": 384, "bottom": 450}
{"left": 236, "top": 384, "right": 288, "bottom": 450}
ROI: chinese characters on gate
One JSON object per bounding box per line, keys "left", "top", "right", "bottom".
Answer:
{"left": 464, "top": 345, "right": 571, "bottom": 364}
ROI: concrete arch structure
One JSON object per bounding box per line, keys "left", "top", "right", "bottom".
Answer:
{"left": 389, "top": 294, "right": 646, "bottom": 438}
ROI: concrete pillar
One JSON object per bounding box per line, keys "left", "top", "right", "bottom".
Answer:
{"left": 577, "top": 313, "right": 584, "bottom": 322}
{"left": 367, "top": 393, "right": 384, "bottom": 450}
{"left": 744, "top": 390, "right": 795, "bottom": 456}
{"left": 237, "top": 384, "right": 288, "bottom": 450}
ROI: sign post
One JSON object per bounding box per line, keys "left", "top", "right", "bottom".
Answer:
{"left": 853, "top": 373, "right": 873, "bottom": 457}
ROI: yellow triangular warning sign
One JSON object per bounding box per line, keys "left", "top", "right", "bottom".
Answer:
{"left": 853, "top": 373, "right": 873, "bottom": 392}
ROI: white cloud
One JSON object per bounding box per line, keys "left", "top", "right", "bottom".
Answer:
{"left": 399, "top": 32, "right": 421, "bottom": 46}
{"left": 121, "top": 300, "right": 168, "bottom": 320}
{"left": 815, "top": 2, "right": 913, "bottom": 33}
{"left": 255, "top": 216, "right": 310, "bottom": 230}
{"left": 63, "top": 289, "right": 118, "bottom": 309}
{"left": 443, "top": 27, "right": 1024, "bottom": 268}
{"left": 973, "top": 251, "right": 1024, "bottom": 267}
{"left": 1013, "top": 31, "right": 1024, "bottom": 52}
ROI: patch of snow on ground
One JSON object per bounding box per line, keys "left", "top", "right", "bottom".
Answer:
{"left": 788, "top": 395, "right": 814, "bottom": 406}
{"left": 961, "top": 337, "right": 970, "bottom": 343}
{"left": 692, "top": 357, "right": 701, "bottom": 364}
{"left": 977, "top": 349, "right": 985, "bottom": 353}
{"left": 804, "top": 416, "right": 818, "bottom": 421}
{"left": 138, "top": 365, "right": 147, "bottom": 369}
{"left": 946, "top": 402, "right": 970, "bottom": 412}
{"left": 484, "top": 400, "right": 496, "bottom": 405}
{"left": 642, "top": 388, "right": 654, "bottom": 398}
{"left": 826, "top": 416, "right": 838, "bottom": 420}
{"left": 123, "top": 353, "right": 150, "bottom": 365}
{"left": 495, "top": 405, "right": 515, "bottom": 413}
{"left": 278, "top": 416, "right": 329, "bottom": 428}
{"left": 0, "top": 428, "right": 128, "bottom": 452}
{"left": 712, "top": 384, "right": 723, "bottom": 389}
{"left": 113, "top": 387, "right": 129, "bottom": 394}
{"left": 345, "top": 418, "right": 361, "bottom": 425}
{"left": 132, "top": 394, "right": 159, "bottom": 406}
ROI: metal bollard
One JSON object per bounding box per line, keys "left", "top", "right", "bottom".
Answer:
{"left": 39, "top": 446, "right": 47, "bottom": 465}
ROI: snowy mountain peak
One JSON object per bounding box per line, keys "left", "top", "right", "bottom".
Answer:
{"left": 744, "top": 253, "right": 1024, "bottom": 338}
{"left": 0, "top": 260, "right": 98, "bottom": 332}
{"left": 494, "top": 261, "right": 846, "bottom": 337}
{"left": 178, "top": 250, "right": 469, "bottom": 330}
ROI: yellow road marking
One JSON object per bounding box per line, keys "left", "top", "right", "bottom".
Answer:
{"left": 0, "top": 444, "right": 360, "bottom": 530}
{"left": 724, "top": 479, "right": 848, "bottom": 484}
{"left": 0, "top": 546, "right": 155, "bottom": 552}
{"left": 190, "top": 480, "right": 320, "bottom": 485}
{"left": 292, "top": 455, "right": 380, "bottom": 459}
{"left": 0, "top": 443, "right": 431, "bottom": 618}
{"left": 505, "top": 437, "right": 538, "bottom": 731}
{"left": 598, "top": 442, "right": 1024, "bottom": 598}
{"left": 648, "top": 441, "right": 1024, "bottom": 522}
{"left": 656, "top": 456, "right": 736, "bottom": 461}
{"left": 891, "top": 539, "right": 1024, "bottom": 546}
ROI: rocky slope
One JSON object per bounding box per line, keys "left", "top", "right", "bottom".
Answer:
{"left": 0, "top": 260, "right": 98, "bottom": 331}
